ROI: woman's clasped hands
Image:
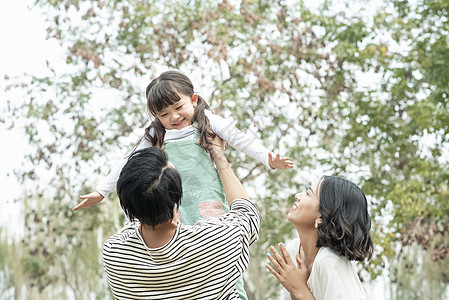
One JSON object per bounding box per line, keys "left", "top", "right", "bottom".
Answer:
{"left": 266, "top": 243, "right": 314, "bottom": 300}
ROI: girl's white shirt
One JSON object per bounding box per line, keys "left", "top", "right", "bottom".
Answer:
{"left": 96, "top": 109, "right": 271, "bottom": 197}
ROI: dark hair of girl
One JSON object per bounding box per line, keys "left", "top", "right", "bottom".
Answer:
{"left": 316, "top": 176, "right": 374, "bottom": 261}
{"left": 144, "top": 70, "right": 216, "bottom": 150}
{"left": 117, "top": 147, "right": 182, "bottom": 228}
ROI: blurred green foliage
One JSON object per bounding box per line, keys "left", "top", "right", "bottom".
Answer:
{"left": 1, "top": 0, "right": 448, "bottom": 298}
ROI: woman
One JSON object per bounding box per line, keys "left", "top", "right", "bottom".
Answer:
{"left": 267, "top": 176, "right": 374, "bottom": 300}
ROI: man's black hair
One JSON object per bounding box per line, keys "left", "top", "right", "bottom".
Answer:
{"left": 117, "top": 147, "right": 182, "bottom": 228}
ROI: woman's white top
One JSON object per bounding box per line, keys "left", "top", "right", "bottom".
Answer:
{"left": 96, "top": 109, "right": 271, "bottom": 197}
{"left": 307, "top": 247, "right": 367, "bottom": 300}
{"left": 280, "top": 239, "right": 367, "bottom": 300}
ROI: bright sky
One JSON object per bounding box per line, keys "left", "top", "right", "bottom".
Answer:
{"left": 0, "top": 0, "right": 61, "bottom": 236}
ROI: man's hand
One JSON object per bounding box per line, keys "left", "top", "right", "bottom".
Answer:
{"left": 208, "top": 135, "right": 226, "bottom": 164}
{"left": 268, "top": 152, "right": 294, "bottom": 169}
{"left": 73, "top": 191, "right": 104, "bottom": 211}
{"left": 208, "top": 134, "right": 250, "bottom": 203}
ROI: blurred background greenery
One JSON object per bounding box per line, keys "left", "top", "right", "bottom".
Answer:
{"left": 1, "top": 0, "right": 448, "bottom": 299}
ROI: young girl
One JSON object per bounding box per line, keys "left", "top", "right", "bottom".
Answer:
{"left": 267, "top": 176, "right": 373, "bottom": 300}
{"left": 74, "top": 70, "right": 293, "bottom": 299}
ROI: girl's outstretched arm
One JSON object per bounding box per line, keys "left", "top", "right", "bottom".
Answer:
{"left": 74, "top": 134, "right": 153, "bottom": 211}
{"left": 205, "top": 110, "right": 294, "bottom": 169}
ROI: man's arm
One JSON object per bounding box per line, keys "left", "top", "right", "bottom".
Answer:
{"left": 210, "top": 135, "right": 261, "bottom": 277}
{"left": 209, "top": 136, "right": 250, "bottom": 205}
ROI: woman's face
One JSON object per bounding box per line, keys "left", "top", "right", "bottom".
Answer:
{"left": 287, "top": 180, "right": 321, "bottom": 228}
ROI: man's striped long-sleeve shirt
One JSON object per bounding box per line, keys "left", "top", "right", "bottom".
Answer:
{"left": 103, "top": 199, "right": 261, "bottom": 299}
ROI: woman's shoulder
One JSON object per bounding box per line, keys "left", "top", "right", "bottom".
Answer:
{"left": 314, "top": 247, "right": 350, "bottom": 269}
{"left": 310, "top": 247, "right": 367, "bottom": 300}
{"left": 312, "top": 247, "right": 364, "bottom": 287}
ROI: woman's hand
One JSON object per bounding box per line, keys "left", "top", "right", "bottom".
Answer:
{"left": 266, "top": 243, "right": 315, "bottom": 300}
{"left": 268, "top": 152, "right": 294, "bottom": 169}
{"left": 73, "top": 191, "right": 104, "bottom": 211}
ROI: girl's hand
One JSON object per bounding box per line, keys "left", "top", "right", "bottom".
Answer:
{"left": 73, "top": 191, "right": 104, "bottom": 211}
{"left": 268, "top": 152, "right": 294, "bottom": 169}
{"left": 266, "top": 243, "right": 314, "bottom": 299}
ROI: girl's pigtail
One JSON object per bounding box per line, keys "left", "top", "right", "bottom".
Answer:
{"left": 194, "top": 95, "right": 216, "bottom": 151}
{"left": 145, "top": 118, "right": 166, "bottom": 148}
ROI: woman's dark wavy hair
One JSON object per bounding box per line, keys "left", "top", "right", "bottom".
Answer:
{"left": 117, "top": 147, "right": 182, "bottom": 228}
{"left": 316, "top": 176, "right": 374, "bottom": 261}
{"left": 144, "top": 70, "right": 216, "bottom": 150}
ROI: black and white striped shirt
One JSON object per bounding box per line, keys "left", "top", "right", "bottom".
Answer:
{"left": 103, "top": 199, "right": 261, "bottom": 299}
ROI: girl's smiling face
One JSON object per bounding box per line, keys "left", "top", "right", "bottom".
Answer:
{"left": 287, "top": 180, "right": 322, "bottom": 228}
{"left": 155, "top": 94, "right": 197, "bottom": 130}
